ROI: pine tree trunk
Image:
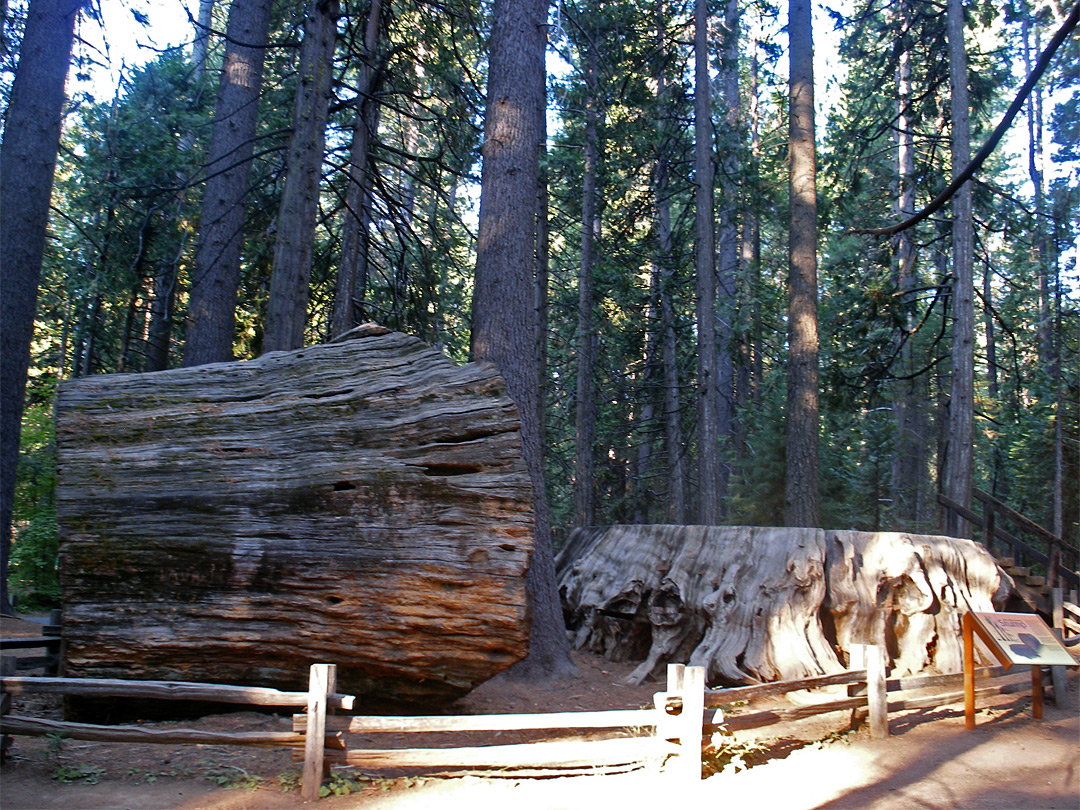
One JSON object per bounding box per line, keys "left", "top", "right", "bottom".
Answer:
{"left": 635, "top": 271, "right": 660, "bottom": 524}
{"left": 943, "top": 0, "right": 974, "bottom": 538}
{"left": 536, "top": 140, "right": 551, "bottom": 443}
{"left": 694, "top": 0, "right": 722, "bottom": 524}
{"left": 655, "top": 3, "right": 688, "bottom": 523}
{"left": 747, "top": 48, "right": 763, "bottom": 407}
{"left": 574, "top": 42, "right": 600, "bottom": 530}
{"left": 146, "top": 196, "right": 186, "bottom": 372}
{"left": 891, "top": 0, "right": 928, "bottom": 528}
{"left": 784, "top": 0, "right": 820, "bottom": 527}
{"left": 0, "top": 0, "right": 83, "bottom": 615}
{"left": 715, "top": 0, "right": 740, "bottom": 507}
{"left": 183, "top": 0, "right": 272, "bottom": 366}
{"left": 191, "top": 0, "right": 215, "bottom": 83}
{"left": 471, "top": 0, "right": 572, "bottom": 677}
{"left": 331, "top": 0, "right": 383, "bottom": 339}
{"left": 264, "top": 0, "right": 339, "bottom": 353}
{"left": 1022, "top": 16, "right": 1053, "bottom": 366}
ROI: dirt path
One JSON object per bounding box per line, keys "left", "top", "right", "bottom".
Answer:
{"left": 2, "top": 611, "right": 1077, "bottom": 810}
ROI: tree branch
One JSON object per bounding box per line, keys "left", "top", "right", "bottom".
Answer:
{"left": 852, "top": 1, "right": 1079, "bottom": 238}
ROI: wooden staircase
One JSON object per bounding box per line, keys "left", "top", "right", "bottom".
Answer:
{"left": 938, "top": 488, "right": 1079, "bottom": 617}
{"left": 995, "top": 557, "right": 1054, "bottom": 614}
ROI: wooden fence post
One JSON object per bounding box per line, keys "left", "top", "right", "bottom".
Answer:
{"left": 848, "top": 644, "right": 867, "bottom": 730}
{"left": 1, "top": 654, "right": 15, "bottom": 762}
{"left": 1050, "top": 588, "right": 1068, "bottom": 707}
{"left": 301, "top": 663, "right": 336, "bottom": 801}
{"left": 866, "top": 644, "right": 888, "bottom": 739}
{"left": 676, "top": 666, "right": 705, "bottom": 783}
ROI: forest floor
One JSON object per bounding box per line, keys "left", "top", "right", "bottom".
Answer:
{"left": 2, "top": 611, "right": 1078, "bottom": 810}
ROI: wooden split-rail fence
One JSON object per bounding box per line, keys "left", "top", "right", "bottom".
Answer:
{"left": 3, "top": 637, "right": 1071, "bottom": 801}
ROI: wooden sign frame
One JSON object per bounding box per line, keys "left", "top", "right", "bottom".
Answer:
{"left": 962, "top": 611, "right": 1077, "bottom": 730}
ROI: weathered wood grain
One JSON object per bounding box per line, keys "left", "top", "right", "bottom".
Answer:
{"left": 824, "top": 530, "right": 1011, "bottom": 675}
{"left": 315, "top": 736, "right": 666, "bottom": 770}
{"left": 557, "top": 525, "right": 1011, "bottom": 687}
{"left": 55, "top": 328, "right": 533, "bottom": 707}
{"left": 558, "top": 525, "right": 842, "bottom": 686}
{"left": 0, "top": 715, "right": 307, "bottom": 747}
{"left": 0, "top": 675, "right": 352, "bottom": 708}
{"left": 295, "top": 708, "right": 658, "bottom": 734}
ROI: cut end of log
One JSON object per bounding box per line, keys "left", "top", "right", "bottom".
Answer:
{"left": 55, "top": 330, "right": 534, "bottom": 715}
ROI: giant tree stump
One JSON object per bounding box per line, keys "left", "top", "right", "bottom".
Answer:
{"left": 557, "top": 525, "right": 842, "bottom": 685}
{"left": 557, "top": 525, "right": 1012, "bottom": 686}
{"left": 56, "top": 326, "right": 532, "bottom": 707}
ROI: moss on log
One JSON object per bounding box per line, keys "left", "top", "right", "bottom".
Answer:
{"left": 55, "top": 327, "right": 532, "bottom": 706}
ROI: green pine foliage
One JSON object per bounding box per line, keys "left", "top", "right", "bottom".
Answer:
{"left": 7, "top": 0, "right": 1078, "bottom": 601}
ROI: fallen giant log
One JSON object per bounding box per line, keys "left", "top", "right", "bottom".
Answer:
{"left": 55, "top": 326, "right": 533, "bottom": 708}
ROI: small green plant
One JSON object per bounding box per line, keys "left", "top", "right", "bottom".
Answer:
{"left": 200, "top": 761, "right": 264, "bottom": 790}
{"left": 44, "top": 732, "right": 69, "bottom": 762}
{"left": 701, "top": 729, "right": 770, "bottom": 777}
{"left": 815, "top": 727, "right": 854, "bottom": 748}
{"left": 127, "top": 766, "right": 194, "bottom": 783}
{"left": 52, "top": 763, "right": 105, "bottom": 784}
{"left": 318, "top": 774, "right": 367, "bottom": 797}
{"left": 277, "top": 769, "right": 303, "bottom": 792}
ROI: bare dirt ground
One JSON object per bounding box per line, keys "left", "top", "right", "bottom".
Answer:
{"left": 2, "top": 611, "right": 1077, "bottom": 810}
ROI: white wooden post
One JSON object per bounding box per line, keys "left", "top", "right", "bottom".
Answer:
{"left": 679, "top": 666, "right": 705, "bottom": 782}
{"left": 658, "top": 664, "right": 683, "bottom": 776}
{"left": 848, "top": 643, "right": 867, "bottom": 730}
{"left": 865, "top": 644, "right": 888, "bottom": 739}
{"left": 302, "top": 663, "right": 335, "bottom": 801}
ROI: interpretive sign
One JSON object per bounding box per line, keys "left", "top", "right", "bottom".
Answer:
{"left": 968, "top": 612, "right": 1076, "bottom": 667}
{"left": 962, "top": 610, "right": 1077, "bottom": 730}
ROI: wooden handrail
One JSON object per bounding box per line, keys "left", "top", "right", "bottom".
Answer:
{"left": 974, "top": 489, "right": 1072, "bottom": 553}
{"left": 938, "top": 493, "right": 1079, "bottom": 589}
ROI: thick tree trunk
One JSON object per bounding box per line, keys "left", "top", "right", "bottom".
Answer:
{"left": 557, "top": 525, "right": 1012, "bottom": 686}
{"left": 264, "top": 0, "right": 340, "bottom": 352}
{"left": 471, "top": 0, "right": 573, "bottom": 677}
{"left": 694, "top": 0, "right": 722, "bottom": 524}
{"left": 55, "top": 328, "right": 532, "bottom": 706}
{"left": 0, "top": 0, "right": 83, "bottom": 616}
{"left": 943, "top": 0, "right": 974, "bottom": 538}
{"left": 784, "top": 0, "right": 820, "bottom": 527}
{"left": 183, "top": 0, "right": 272, "bottom": 367}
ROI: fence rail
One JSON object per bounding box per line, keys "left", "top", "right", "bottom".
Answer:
{"left": 1, "top": 639, "right": 1062, "bottom": 800}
